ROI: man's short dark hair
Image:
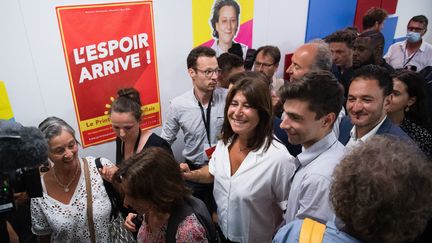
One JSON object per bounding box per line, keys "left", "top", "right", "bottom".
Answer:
{"left": 255, "top": 45, "right": 281, "bottom": 65}
{"left": 362, "top": 7, "right": 388, "bottom": 30}
{"left": 218, "top": 52, "right": 244, "bottom": 73}
{"left": 279, "top": 70, "right": 343, "bottom": 120}
{"left": 358, "top": 30, "right": 385, "bottom": 56}
{"left": 187, "top": 46, "right": 216, "bottom": 69}
{"left": 350, "top": 64, "right": 393, "bottom": 96}
{"left": 325, "top": 29, "right": 358, "bottom": 48}
{"left": 409, "top": 15, "right": 429, "bottom": 29}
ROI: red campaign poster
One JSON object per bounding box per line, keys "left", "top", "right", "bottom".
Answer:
{"left": 56, "top": 1, "right": 160, "bottom": 147}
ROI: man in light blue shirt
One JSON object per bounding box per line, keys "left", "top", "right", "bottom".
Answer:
{"left": 161, "top": 46, "right": 227, "bottom": 167}
{"left": 161, "top": 46, "right": 227, "bottom": 213}
{"left": 274, "top": 135, "right": 432, "bottom": 243}
{"left": 279, "top": 70, "right": 345, "bottom": 224}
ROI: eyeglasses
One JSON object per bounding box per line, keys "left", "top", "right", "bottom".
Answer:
{"left": 407, "top": 26, "right": 424, "bottom": 32}
{"left": 254, "top": 61, "right": 274, "bottom": 69}
{"left": 194, "top": 68, "right": 222, "bottom": 78}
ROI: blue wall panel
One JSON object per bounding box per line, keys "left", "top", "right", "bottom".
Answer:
{"left": 382, "top": 16, "right": 398, "bottom": 54}
{"left": 305, "top": 0, "right": 357, "bottom": 42}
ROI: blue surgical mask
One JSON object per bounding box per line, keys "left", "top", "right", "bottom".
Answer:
{"left": 406, "top": 31, "right": 421, "bottom": 43}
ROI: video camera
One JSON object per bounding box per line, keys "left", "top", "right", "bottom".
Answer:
{"left": 0, "top": 120, "right": 48, "bottom": 215}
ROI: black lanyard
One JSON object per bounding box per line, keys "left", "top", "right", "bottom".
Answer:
{"left": 197, "top": 93, "right": 213, "bottom": 146}
{"left": 402, "top": 45, "right": 419, "bottom": 68}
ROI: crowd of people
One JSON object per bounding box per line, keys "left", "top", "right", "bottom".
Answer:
{"left": 2, "top": 2, "right": 432, "bottom": 243}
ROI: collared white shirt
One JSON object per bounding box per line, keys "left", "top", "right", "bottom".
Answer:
{"left": 160, "top": 88, "right": 227, "bottom": 165}
{"left": 284, "top": 132, "right": 345, "bottom": 224}
{"left": 211, "top": 40, "right": 248, "bottom": 60}
{"left": 346, "top": 116, "right": 387, "bottom": 150}
{"left": 209, "top": 138, "right": 296, "bottom": 243}
{"left": 384, "top": 40, "right": 432, "bottom": 71}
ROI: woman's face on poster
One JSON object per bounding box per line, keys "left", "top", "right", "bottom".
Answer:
{"left": 215, "top": 5, "right": 238, "bottom": 45}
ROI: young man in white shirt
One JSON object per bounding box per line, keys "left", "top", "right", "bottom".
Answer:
{"left": 280, "top": 70, "right": 345, "bottom": 224}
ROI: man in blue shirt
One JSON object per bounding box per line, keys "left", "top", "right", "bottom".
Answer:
{"left": 274, "top": 135, "right": 432, "bottom": 243}
{"left": 279, "top": 70, "right": 345, "bottom": 224}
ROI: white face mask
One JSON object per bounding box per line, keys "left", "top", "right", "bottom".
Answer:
{"left": 406, "top": 31, "right": 421, "bottom": 43}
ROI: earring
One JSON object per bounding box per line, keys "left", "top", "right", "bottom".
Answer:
{"left": 405, "top": 106, "right": 410, "bottom": 112}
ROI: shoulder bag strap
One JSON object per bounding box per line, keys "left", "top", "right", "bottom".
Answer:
{"left": 95, "top": 157, "right": 119, "bottom": 218}
{"left": 299, "top": 218, "right": 326, "bottom": 243}
{"left": 83, "top": 158, "right": 96, "bottom": 243}
{"left": 165, "top": 201, "right": 193, "bottom": 243}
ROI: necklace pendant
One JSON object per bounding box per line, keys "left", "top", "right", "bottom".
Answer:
{"left": 64, "top": 187, "right": 69, "bottom": 193}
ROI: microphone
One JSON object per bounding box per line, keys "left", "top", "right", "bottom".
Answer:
{"left": 0, "top": 120, "right": 48, "bottom": 171}
{"left": 0, "top": 120, "right": 48, "bottom": 213}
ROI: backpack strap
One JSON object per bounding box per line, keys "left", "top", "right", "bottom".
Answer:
{"left": 185, "top": 196, "right": 218, "bottom": 243}
{"left": 166, "top": 197, "right": 194, "bottom": 243}
{"left": 299, "top": 218, "right": 326, "bottom": 243}
{"left": 166, "top": 195, "right": 218, "bottom": 243}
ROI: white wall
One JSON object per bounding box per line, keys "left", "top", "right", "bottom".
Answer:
{"left": 0, "top": 0, "right": 430, "bottom": 162}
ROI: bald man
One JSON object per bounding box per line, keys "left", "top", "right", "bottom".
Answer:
{"left": 285, "top": 41, "right": 333, "bottom": 82}
{"left": 284, "top": 41, "right": 345, "bottom": 138}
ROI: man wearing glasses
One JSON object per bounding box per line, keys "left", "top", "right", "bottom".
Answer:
{"left": 161, "top": 46, "right": 227, "bottom": 215}
{"left": 253, "top": 45, "right": 285, "bottom": 116}
{"left": 385, "top": 15, "right": 432, "bottom": 72}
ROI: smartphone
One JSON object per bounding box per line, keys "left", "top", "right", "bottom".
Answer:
{"left": 132, "top": 214, "right": 143, "bottom": 230}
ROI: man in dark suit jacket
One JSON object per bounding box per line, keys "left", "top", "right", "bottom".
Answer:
{"left": 339, "top": 116, "right": 410, "bottom": 144}
{"left": 339, "top": 65, "right": 410, "bottom": 146}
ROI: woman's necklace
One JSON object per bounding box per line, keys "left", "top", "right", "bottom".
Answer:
{"left": 53, "top": 162, "right": 80, "bottom": 192}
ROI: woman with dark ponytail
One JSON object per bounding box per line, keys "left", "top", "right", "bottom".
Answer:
{"left": 108, "top": 87, "right": 171, "bottom": 164}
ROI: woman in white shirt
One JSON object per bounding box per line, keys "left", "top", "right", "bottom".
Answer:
{"left": 31, "top": 117, "right": 112, "bottom": 243}
{"left": 181, "top": 72, "right": 296, "bottom": 242}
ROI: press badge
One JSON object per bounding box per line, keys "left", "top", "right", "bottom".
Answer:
{"left": 204, "top": 144, "right": 216, "bottom": 160}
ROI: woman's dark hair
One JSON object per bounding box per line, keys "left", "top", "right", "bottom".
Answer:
{"left": 108, "top": 87, "right": 142, "bottom": 121}
{"left": 228, "top": 70, "right": 261, "bottom": 86}
{"left": 221, "top": 71, "right": 273, "bottom": 151}
{"left": 116, "top": 147, "right": 190, "bottom": 213}
{"left": 210, "top": 0, "right": 240, "bottom": 39}
{"left": 362, "top": 7, "right": 388, "bottom": 30}
{"left": 331, "top": 135, "right": 432, "bottom": 243}
{"left": 392, "top": 69, "right": 431, "bottom": 128}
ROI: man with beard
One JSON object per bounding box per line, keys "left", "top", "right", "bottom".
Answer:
{"left": 338, "top": 65, "right": 410, "bottom": 148}
{"left": 285, "top": 41, "right": 333, "bottom": 83}
{"left": 352, "top": 31, "right": 393, "bottom": 70}
{"left": 340, "top": 30, "right": 394, "bottom": 92}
